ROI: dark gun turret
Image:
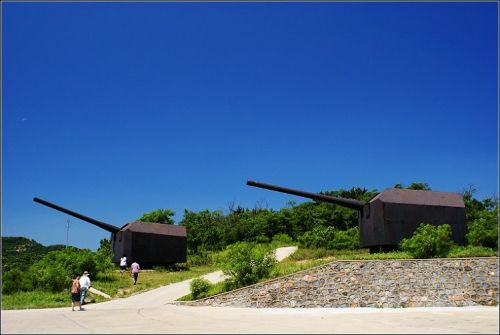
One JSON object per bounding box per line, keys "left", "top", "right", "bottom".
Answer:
{"left": 246, "top": 179, "right": 466, "bottom": 252}
{"left": 33, "top": 197, "right": 120, "bottom": 233}
{"left": 33, "top": 197, "right": 187, "bottom": 267}
{"left": 246, "top": 180, "right": 365, "bottom": 210}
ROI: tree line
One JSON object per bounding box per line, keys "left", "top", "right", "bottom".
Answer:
{"left": 2, "top": 182, "right": 497, "bottom": 295}
{"left": 143, "top": 183, "right": 498, "bottom": 253}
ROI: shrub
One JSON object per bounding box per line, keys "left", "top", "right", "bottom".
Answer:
{"left": 28, "top": 248, "right": 99, "bottom": 292}
{"left": 298, "top": 226, "right": 359, "bottom": 250}
{"left": 2, "top": 269, "right": 33, "bottom": 294}
{"left": 289, "top": 247, "right": 334, "bottom": 261}
{"left": 255, "top": 235, "right": 270, "bottom": 244}
{"left": 190, "top": 277, "right": 211, "bottom": 300}
{"left": 466, "top": 207, "right": 498, "bottom": 249}
{"left": 187, "top": 249, "right": 213, "bottom": 267}
{"left": 298, "top": 226, "right": 336, "bottom": 249}
{"left": 272, "top": 233, "right": 293, "bottom": 245}
{"left": 330, "top": 227, "right": 359, "bottom": 250}
{"left": 95, "top": 238, "right": 114, "bottom": 273}
{"left": 400, "top": 223, "right": 453, "bottom": 258}
{"left": 217, "top": 242, "right": 276, "bottom": 287}
{"left": 448, "top": 245, "right": 498, "bottom": 258}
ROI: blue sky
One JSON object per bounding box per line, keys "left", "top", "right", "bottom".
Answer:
{"left": 2, "top": 2, "right": 498, "bottom": 251}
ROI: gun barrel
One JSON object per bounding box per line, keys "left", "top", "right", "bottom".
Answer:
{"left": 33, "top": 197, "right": 120, "bottom": 233}
{"left": 246, "top": 180, "right": 365, "bottom": 210}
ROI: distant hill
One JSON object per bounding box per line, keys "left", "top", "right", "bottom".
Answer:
{"left": 2, "top": 236, "right": 66, "bottom": 272}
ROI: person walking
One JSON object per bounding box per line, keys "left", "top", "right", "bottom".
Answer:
{"left": 79, "top": 271, "right": 91, "bottom": 305}
{"left": 120, "top": 255, "right": 127, "bottom": 273}
{"left": 131, "top": 261, "right": 140, "bottom": 285}
{"left": 71, "top": 275, "right": 82, "bottom": 311}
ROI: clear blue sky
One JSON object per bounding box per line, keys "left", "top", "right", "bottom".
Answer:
{"left": 2, "top": 2, "right": 498, "bottom": 251}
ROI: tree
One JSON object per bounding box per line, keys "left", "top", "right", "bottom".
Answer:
{"left": 190, "top": 277, "right": 211, "bottom": 299}
{"left": 28, "top": 248, "right": 99, "bottom": 292}
{"left": 400, "top": 223, "right": 453, "bottom": 258}
{"left": 180, "top": 209, "right": 225, "bottom": 252}
{"left": 461, "top": 185, "right": 491, "bottom": 224}
{"left": 407, "top": 183, "right": 431, "bottom": 191}
{"left": 95, "top": 238, "right": 114, "bottom": 272}
{"left": 392, "top": 183, "right": 431, "bottom": 190}
{"left": 466, "top": 206, "right": 498, "bottom": 249}
{"left": 217, "top": 242, "right": 276, "bottom": 287}
{"left": 139, "top": 209, "right": 176, "bottom": 224}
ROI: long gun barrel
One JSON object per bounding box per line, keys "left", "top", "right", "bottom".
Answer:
{"left": 246, "top": 180, "right": 365, "bottom": 211}
{"left": 33, "top": 197, "right": 120, "bottom": 233}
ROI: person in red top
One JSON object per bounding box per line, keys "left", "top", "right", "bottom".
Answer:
{"left": 71, "top": 275, "right": 82, "bottom": 311}
{"left": 130, "top": 261, "right": 140, "bottom": 285}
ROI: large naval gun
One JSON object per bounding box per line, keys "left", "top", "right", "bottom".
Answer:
{"left": 33, "top": 197, "right": 187, "bottom": 267}
{"left": 246, "top": 180, "right": 466, "bottom": 252}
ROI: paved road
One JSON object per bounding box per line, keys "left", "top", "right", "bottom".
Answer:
{"left": 90, "top": 246, "right": 298, "bottom": 310}
{"left": 2, "top": 305, "right": 498, "bottom": 334}
{"left": 2, "top": 246, "right": 499, "bottom": 334}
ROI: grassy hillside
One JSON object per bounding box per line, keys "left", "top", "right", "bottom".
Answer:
{"left": 2, "top": 237, "right": 497, "bottom": 310}
{"left": 2, "top": 236, "right": 66, "bottom": 272}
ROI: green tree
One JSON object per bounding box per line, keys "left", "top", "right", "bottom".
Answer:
{"left": 330, "top": 227, "right": 360, "bottom": 250}
{"left": 298, "top": 226, "right": 336, "bottom": 249}
{"left": 400, "top": 223, "right": 453, "bottom": 258}
{"left": 95, "top": 238, "right": 114, "bottom": 272}
{"left": 217, "top": 242, "right": 276, "bottom": 287}
{"left": 407, "top": 183, "right": 431, "bottom": 190}
{"left": 181, "top": 209, "right": 225, "bottom": 252}
{"left": 298, "top": 226, "right": 359, "bottom": 250}
{"left": 462, "top": 186, "right": 487, "bottom": 224}
{"left": 190, "top": 277, "right": 211, "bottom": 299}
{"left": 139, "top": 209, "right": 176, "bottom": 224}
{"left": 28, "top": 248, "right": 99, "bottom": 292}
{"left": 466, "top": 206, "right": 498, "bottom": 249}
{"left": 392, "top": 183, "right": 431, "bottom": 190}
{"left": 2, "top": 269, "right": 33, "bottom": 294}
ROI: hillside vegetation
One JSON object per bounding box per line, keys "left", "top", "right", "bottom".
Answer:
{"left": 2, "top": 237, "right": 66, "bottom": 272}
{"left": 2, "top": 182, "right": 497, "bottom": 309}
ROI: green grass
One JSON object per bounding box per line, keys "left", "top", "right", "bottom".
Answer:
{"left": 3, "top": 245, "right": 498, "bottom": 308}
{"left": 1, "top": 290, "right": 71, "bottom": 310}
{"left": 288, "top": 247, "right": 413, "bottom": 261}
{"left": 177, "top": 281, "right": 227, "bottom": 301}
{"left": 447, "top": 245, "right": 498, "bottom": 258}
{"left": 2, "top": 265, "right": 217, "bottom": 310}
{"left": 92, "top": 265, "right": 216, "bottom": 298}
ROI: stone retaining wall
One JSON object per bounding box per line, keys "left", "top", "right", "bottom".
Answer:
{"left": 178, "top": 258, "right": 498, "bottom": 308}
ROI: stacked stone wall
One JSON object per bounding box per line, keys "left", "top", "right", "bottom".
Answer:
{"left": 178, "top": 258, "right": 498, "bottom": 308}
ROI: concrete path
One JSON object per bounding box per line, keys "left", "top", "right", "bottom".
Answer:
{"left": 2, "top": 246, "right": 499, "bottom": 334}
{"left": 89, "top": 246, "right": 297, "bottom": 310}
{"left": 2, "top": 304, "right": 498, "bottom": 333}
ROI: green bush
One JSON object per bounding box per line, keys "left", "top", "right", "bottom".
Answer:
{"left": 466, "top": 207, "right": 498, "bottom": 249}
{"left": 255, "top": 235, "right": 270, "bottom": 244}
{"left": 190, "top": 277, "right": 211, "bottom": 300}
{"left": 400, "top": 223, "right": 453, "bottom": 258}
{"left": 298, "top": 226, "right": 359, "bottom": 250}
{"left": 216, "top": 242, "right": 276, "bottom": 287}
{"left": 448, "top": 245, "right": 498, "bottom": 258}
{"left": 330, "top": 227, "right": 359, "bottom": 250}
{"left": 2, "top": 269, "right": 34, "bottom": 294}
{"left": 298, "top": 226, "right": 336, "bottom": 249}
{"left": 289, "top": 247, "right": 334, "bottom": 261}
{"left": 28, "top": 248, "right": 99, "bottom": 292}
{"left": 272, "top": 233, "right": 293, "bottom": 245}
{"left": 95, "top": 238, "right": 114, "bottom": 273}
{"left": 187, "top": 250, "right": 213, "bottom": 267}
